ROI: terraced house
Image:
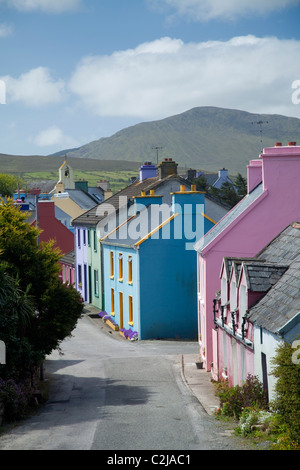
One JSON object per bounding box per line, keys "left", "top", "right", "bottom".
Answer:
{"left": 72, "top": 159, "right": 229, "bottom": 332}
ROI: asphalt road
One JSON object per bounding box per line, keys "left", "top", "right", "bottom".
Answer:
{"left": 0, "top": 312, "right": 250, "bottom": 451}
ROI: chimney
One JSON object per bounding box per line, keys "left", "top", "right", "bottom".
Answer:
{"left": 104, "top": 189, "right": 113, "bottom": 200}
{"left": 158, "top": 158, "right": 178, "bottom": 179}
{"left": 133, "top": 189, "right": 163, "bottom": 213}
{"left": 171, "top": 185, "right": 205, "bottom": 215}
{"left": 247, "top": 160, "right": 262, "bottom": 193}
{"left": 218, "top": 168, "right": 228, "bottom": 179}
{"left": 97, "top": 180, "right": 110, "bottom": 191}
{"left": 171, "top": 185, "right": 208, "bottom": 250}
{"left": 75, "top": 180, "right": 88, "bottom": 193}
{"left": 260, "top": 141, "right": 300, "bottom": 191}
{"left": 139, "top": 162, "right": 157, "bottom": 182}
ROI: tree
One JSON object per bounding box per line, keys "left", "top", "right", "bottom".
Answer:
{"left": 0, "top": 263, "right": 36, "bottom": 381}
{"left": 271, "top": 340, "right": 300, "bottom": 441}
{"left": 0, "top": 174, "right": 23, "bottom": 198}
{"left": 234, "top": 173, "right": 247, "bottom": 198}
{"left": 193, "top": 174, "right": 209, "bottom": 192}
{"left": 0, "top": 200, "right": 83, "bottom": 377}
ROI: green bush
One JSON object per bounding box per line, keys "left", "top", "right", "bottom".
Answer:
{"left": 270, "top": 341, "right": 300, "bottom": 443}
{"left": 0, "top": 378, "right": 30, "bottom": 422}
{"left": 213, "top": 374, "right": 268, "bottom": 420}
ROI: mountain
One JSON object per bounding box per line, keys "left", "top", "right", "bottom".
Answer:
{"left": 59, "top": 107, "right": 300, "bottom": 174}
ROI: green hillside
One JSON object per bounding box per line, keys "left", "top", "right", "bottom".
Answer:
{"left": 62, "top": 106, "right": 300, "bottom": 175}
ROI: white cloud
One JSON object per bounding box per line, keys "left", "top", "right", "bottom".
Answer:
{"left": 68, "top": 35, "right": 300, "bottom": 121}
{"left": 33, "top": 126, "right": 79, "bottom": 148}
{"left": 2, "top": 67, "right": 65, "bottom": 107}
{"left": 0, "top": 0, "right": 81, "bottom": 13}
{"left": 0, "top": 23, "right": 13, "bottom": 37}
{"left": 149, "top": 0, "right": 300, "bottom": 21}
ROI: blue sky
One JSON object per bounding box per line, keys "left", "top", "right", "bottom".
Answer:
{"left": 1, "top": 0, "right": 300, "bottom": 156}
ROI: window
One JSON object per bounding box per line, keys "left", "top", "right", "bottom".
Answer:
{"left": 118, "top": 253, "right": 123, "bottom": 281}
{"left": 221, "top": 276, "right": 227, "bottom": 305}
{"left": 78, "top": 265, "right": 82, "bottom": 287}
{"left": 110, "top": 251, "right": 114, "bottom": 278}
{"left": 111, "top": 288, "right": 115, "bottom": 315}
{"left": 87, "top": 230, "right": 91, "bottom": 247}
{"left": 230, "top": 281, "right": 237, "bottom": 311}
{"left": 119, "top": 292, "right": 123, "bottom": 329}
{"left": 94, "top": 270, "right": 99, "bottom": 297}
{"left": 77, "top": 229, "right": 81, "bottom": 248}
{"left": 83, "top": 229, "right": 86, "bottom": 246}
{"left": 93, "top": 230, "right": 97, "bottom": 252}
{"left": 128, "top": 295, "right": 133, "bottom": 325}
{"left": 128, "top": 256, "right": 133, "bottom": 284}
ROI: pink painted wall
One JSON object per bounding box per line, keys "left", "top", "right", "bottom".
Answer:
{"left": 197, "top": 143, "right": 300, "bottom": 370}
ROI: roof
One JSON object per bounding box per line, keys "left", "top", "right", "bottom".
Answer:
{"left": 101, "top": 204, "right": 179, "bottom": 248}
{"left": 194, "top": 183, "right": 264, "bottom": 253}
{"left": 241, "top": 262, "right": 288, "bottom": 293}
{"left": 54, "top": 189, "right": 97, "bottom": 211}
{"left": 247, "top": 222, "right": 300, "bottom": 334}
{"left": 73, "top": 173, "right": 229, "bottom": 228}
{"left": 72, "top": 174, "right": 190, "bottom": 227}
{"left": 60, "top": 249, "right": 75, "bottom": 266}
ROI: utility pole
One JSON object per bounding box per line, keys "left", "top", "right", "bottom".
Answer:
{"left": 251, "top": 120, "right": 269, "bottom": 153}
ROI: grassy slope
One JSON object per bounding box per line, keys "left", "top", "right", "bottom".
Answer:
{"left": 64, "top": 107, "right": 300, "bottom": 174}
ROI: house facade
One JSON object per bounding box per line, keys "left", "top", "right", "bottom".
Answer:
{"left": 213, "top": 222, "right": 300, "bottom": 400}
{"left": 73, "top": 159, "right": 229, "bottom": 314}
{"left": 194, "top": 141, "right": 300, "bottom": 372}
{"left": 101, "top": 185, "right": 216, "bottom": 340}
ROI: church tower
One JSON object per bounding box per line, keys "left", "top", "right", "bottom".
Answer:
{"left": 58, "top": 157, "right": 75, "bottom": 190}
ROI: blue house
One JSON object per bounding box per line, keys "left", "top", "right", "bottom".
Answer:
{"left": 101, "top": 185, "right": 215, "bottom": 340}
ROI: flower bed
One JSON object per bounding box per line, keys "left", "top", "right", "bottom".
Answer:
{"left": 120, "top": 328, "right": 138, "bottom": 341}
{"left": 98, "top": 311, "right": 119, "bottom": 330}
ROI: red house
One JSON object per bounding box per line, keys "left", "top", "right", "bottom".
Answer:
{"left": 32, "top": 200, "right": 74, "bottom": 255}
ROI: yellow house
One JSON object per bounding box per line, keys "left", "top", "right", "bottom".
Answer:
{"left": 50, "top": 159, "right": 99, "bottom": 223}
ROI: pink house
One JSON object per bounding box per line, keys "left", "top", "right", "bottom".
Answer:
{"left": 214, "top": 257, "right": 287, "bottom": 387}
{"left": 194, "top": 141, "right": 300, "bottom": 372}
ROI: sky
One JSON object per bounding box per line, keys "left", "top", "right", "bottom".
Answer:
{"left": 1, "top": 0, "right": 300, "bottom": 156}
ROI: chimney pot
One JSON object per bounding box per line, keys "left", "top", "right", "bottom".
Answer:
{"left": 288, "top": 142, "right": 297, "bottom": 146}
{"left": 180, "top": 185, "right": 186, "bottom": 192}
{"left": 275, "top": 142, "right": 282, "bottom": 146}
{"left": 191, "top": 185, "right": 197, "bottom": 192}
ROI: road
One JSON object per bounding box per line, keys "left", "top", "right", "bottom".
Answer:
{"left": 0, "top": 310, "right": 249, "bottom": 451}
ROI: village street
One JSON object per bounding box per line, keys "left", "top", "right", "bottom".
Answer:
{"left": 0, "top": 308, "right": 251, "bottom": 452}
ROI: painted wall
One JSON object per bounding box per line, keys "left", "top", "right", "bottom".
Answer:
{"left": 196, "top": 144, "right": 300, "bottom": 370}
{"left": 87, "top": 227, "right": 102, "bottom": 309}
{"left": 75, "top": 226, "right": 88, "bottom": 302}
{"left": 37, "top": 200, "right": 74, "bottom": 255}
{"left": 103, "top": 244, "right": 138, "bottom": 334}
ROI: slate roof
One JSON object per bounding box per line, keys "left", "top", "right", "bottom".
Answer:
{"left": 60, "top": 249, "right": 75, "bottom": 266}
{"left": 72, "top": 174, "right": 192, "bottom": 227}
{"left": 247, "top": 222, "right": 300, "bottom": 334}
{"left": 194, "top": 183, "right": 264, "bottom": 253}
{"left": 242, "top": 262, "right": 288, "bottom": 293}
{"left": 73, "top": 173, "right": 230, "bottom": 228}
{"left": 62, "top": 189, "right": 98, "bottom": 211}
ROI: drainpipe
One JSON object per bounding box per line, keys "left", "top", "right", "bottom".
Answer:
{"left": 136, "top": 245, "right": 140, "bottom": 340}
{"left": 241, "top": 316, "right": 246, "bottom": 340}
{"left": 231, "top": 311, "right": 236, "bottom": 336}
{"left": 221, "top": 305, "right": 225, "bottom": 327}
{"left": 213, "top": 299, "right": 218, "bottom": 329}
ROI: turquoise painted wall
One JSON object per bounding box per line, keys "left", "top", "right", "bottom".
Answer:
{"left": 102, "top": 244, "right": 138, "bottom": 333}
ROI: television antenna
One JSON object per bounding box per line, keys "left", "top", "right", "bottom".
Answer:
{"left": 251, "top": 120, "right": 269, "bottom": 153}
{"left": 152, "top": 146, "right": 163, "bottom": 164}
